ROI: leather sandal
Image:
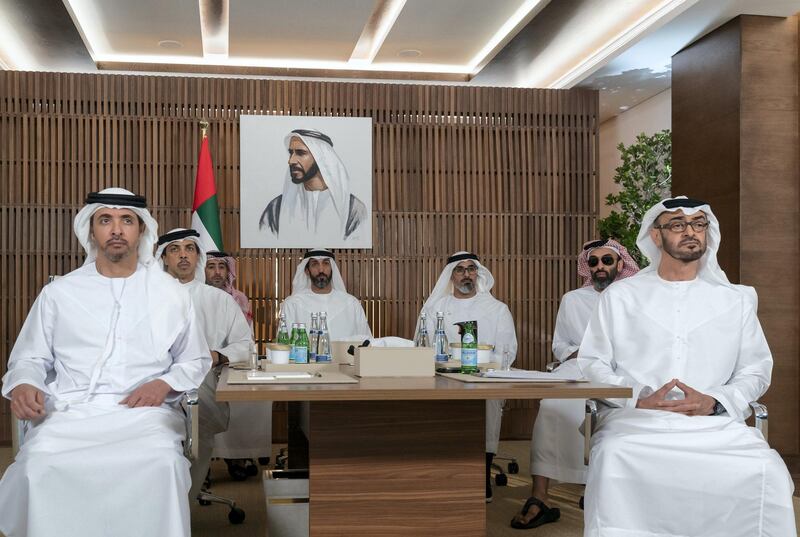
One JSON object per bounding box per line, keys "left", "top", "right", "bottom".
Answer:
{"left": 510, "top": 496, "right": 561, "bottom": 530}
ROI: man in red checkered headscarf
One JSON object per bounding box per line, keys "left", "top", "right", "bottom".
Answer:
{"left": 512, "top": 238, "right": 639, "bottom": 530}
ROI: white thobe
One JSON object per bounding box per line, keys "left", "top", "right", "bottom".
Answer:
{"left": 280, "top": 289, "right": 372, "bottom": 341}
{"left": 183, "top": 280, "right": 252, "bottom": 498}
{"left": 531, "top": 287, "right": 598, "bottom": 484}
{"left": 422, "top": 293, "right": 517, "bottom": 453}
{"left": 213, "top": 286, "right": 272, "bottom": 461}
{"left": 578, "top": 272, "right": 796, "bottom": 537}
{"left": 0, "top": 263, "right": 211, "bottom": 537}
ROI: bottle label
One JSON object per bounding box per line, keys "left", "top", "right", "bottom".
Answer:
{"left": 294, "top": 347, "right": 308, "bottom": 364}
{"left": 315, "top": 354, "right": 331, "bottom": 363}
{"left": 462, "top": 333, "right": 475, "bottom": 345}
{"left": 461, "top": 348, "right": 478, "bottom": 366}
{"left": 435, "top": 353, "right": 448, "bottom": 363}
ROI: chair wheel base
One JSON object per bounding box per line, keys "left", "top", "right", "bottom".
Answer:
{"left": 495, "top": 473, "right": 508, "bottom": 486}
{"left": 228, "top": 507, "right": 246, "bottom": 524}
{"left": 508, "top": 461, "right": 520, "bottom": 474}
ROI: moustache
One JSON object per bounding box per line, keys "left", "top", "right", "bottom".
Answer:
{"left": 680, "top": 239, "right": 701, "bottom": 247}
{"left": 106, "top": 238, "right": 127, "bottom": 246}
{"left": 290, "top": 165, "right": 304, "bottom": 174}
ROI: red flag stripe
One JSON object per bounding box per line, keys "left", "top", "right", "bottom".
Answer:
{"left": 192, "top": 136, "right": 217, "bottom": 211}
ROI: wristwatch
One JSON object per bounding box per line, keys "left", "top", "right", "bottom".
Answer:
{"left": 711, "top": 399, "right": 726, "bottom": 416}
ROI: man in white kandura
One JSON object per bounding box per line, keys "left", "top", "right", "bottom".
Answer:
{"left": 512, "top": 239, "right": 639, "bottom": 529}
{"left": 0, "top": 189, "right": 211, "bottom": 537}
{"left": 206, "top": 251, "right": 272, "bottom": 481}
{"left": 155, "top": 228, "right": 252, "bottom": 501}
{"left": 280, "top": 249, "right": 372, "bottom": 340}
{"left": 420, "top": 251, "right": 517, "bottom": 503}
{"left": 579, "top": 196, "right": 796, "bottom": 537}
{"left": 259, "top": 129, "right": 367, "bottom": 243}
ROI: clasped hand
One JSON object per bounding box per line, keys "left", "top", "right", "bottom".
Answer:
{"left": 636, "top": 378, "right": 716, "bottom": 416}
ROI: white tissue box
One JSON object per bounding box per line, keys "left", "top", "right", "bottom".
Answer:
{"left": 354, "top": 347, "right": 435, "bottom": 377}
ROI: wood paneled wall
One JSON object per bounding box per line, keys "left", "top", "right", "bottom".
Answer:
{"left": 673, "top": 15, "right": 800, "bottom": 455}
{"left": 0, "top": 71, "right": 599, "bottom": 444}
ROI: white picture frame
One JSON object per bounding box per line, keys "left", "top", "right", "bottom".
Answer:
{"left": 240, "top": 115, "right": 373, "bottom": 249}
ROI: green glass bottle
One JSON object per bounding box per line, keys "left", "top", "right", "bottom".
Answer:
{"left": 276, "top": 313, "right": 291, "bottom": 345}
{"left": 289, "top": 323, "right": 299, "bottom": 363}
{"left": 294, "top": 323, "right": 309, "bottom": 364}
{"left": 459, "top": 320, "right": 479, "bottom": 374}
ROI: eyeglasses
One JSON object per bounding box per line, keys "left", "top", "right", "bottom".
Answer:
{"left": 453, "top": 265, "right": 478, "bottom": 275}
{"left": 587, "top": 255, "right": 617, "bottom": 268}
{"left": 653, "top": 220, "right": 709, "bottom": 233}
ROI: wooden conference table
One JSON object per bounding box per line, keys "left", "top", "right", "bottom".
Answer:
{"left": 217, "top": 369, "right": 631, "bottom": 537}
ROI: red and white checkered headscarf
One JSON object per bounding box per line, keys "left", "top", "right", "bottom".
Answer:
{"left": 206, "top": 251, "right": 254, "bottom": 327}
{"left": 577, "top": 239, "right": 639, "bottom": 287}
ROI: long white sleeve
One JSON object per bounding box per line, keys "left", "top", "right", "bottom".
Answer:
{"left": 214, "top": 293, "right": 253, "bottom": 364}
{"left": 158, "top": 301, "right": 212, "bottom": 393}
{"left": 552, "top": 295, "right": 579, "bottom": 362}
{"left": 577, "top": 292, "right": 651, "bottom": 408}
{"left": 2, "top": 290, "right": 55, "bottom": 398}
{"left": 704, "top": 296, "right": 772, "bottom": 421}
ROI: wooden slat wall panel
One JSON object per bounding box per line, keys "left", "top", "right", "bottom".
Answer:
{"left": 0, "top": 71, "right": 599, "bottom": 443}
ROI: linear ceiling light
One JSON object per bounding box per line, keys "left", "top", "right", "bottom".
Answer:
{"left": 199, "top": 0, "right": 229, "bottom": 58}
{"left": 349, "top": 0, "right": 407, "bottom": 65}
{"left": 468, "top": 0, "right": 549, "bottom": 74}
{"left": 544, "top": 0, "right": 696, "bottom": 88}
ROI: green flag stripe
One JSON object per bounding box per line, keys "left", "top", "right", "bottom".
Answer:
{"left": 195, "top": 194, "right": 224, "bottom": 251}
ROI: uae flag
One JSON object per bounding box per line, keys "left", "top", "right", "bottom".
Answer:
{"left": 191, "top": 131, "right": 224, "bottom": 252}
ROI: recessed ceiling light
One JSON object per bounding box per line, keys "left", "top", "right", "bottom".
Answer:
{"left": 619, "top": 105, "right": 630, "bottom": 111}
{"left": 158, "top": 40, "right": 183, "bottom": 50}
{"left": 398, "top": 49, "right": 421, "bottom": 58}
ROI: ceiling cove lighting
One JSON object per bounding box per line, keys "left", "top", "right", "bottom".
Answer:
{"left": 199, "top": 0, "right": 229, "bottom": 58}
{"left": 93, "top": 53, "right": 467, "bottom": 74}
{"left": 65, "top": 0, "right": 547, "bottom": 76}
{"left": 543, "top": 0, "right": 697, "bottom": 88}
{"left": 349, "top": 0, "right": 407, "bottom": 65}
{"left": 468, "top": 0, "right": 549, "bottom": 74}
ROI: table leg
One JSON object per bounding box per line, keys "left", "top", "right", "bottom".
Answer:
{"left": 308, "top": 399, "right": 486, "bottom": 536}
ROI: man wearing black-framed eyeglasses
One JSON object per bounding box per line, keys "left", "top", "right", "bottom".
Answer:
{"left": 577, "top": 196, "right": 795, "bottom": 536}
{"left": 418, "top": 251, "right": 518, "bottom": 503}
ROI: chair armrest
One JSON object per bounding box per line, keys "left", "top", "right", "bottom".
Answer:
{"left": 584, "top": 399, "right": 599, "bottom": 466}
{"left": 749, "top": 401, "right": 768, "bottom": 442}
{"left": 545, "top": 361, "right": 560, "bottom": 373}
{"left": 182, "top": 389, "right": 199, "bottom": 461}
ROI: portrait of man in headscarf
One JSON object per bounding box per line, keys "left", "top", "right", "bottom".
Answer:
{"left": 240, "top": 116, "right": 372, "bottom": 249}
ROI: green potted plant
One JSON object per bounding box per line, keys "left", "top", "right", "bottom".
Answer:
{"left": 597, "top": 129, "right": 672, "bottom": 267}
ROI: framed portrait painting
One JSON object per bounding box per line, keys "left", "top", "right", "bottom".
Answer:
{"left": 239, "top": 115, "right": 373, "bottom": 249}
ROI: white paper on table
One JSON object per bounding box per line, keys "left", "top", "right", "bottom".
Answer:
{"left": 478, "top": 369, "right": 582, "bottom": 382}
{"left": 246, "top": 371, "right": 317, "bottom": 380}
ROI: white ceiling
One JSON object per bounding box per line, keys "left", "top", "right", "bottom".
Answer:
{"left": 0, "top": 0, "right": 797, "bottom": 122}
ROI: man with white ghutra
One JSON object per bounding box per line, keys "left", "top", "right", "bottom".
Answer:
{"left": 578, "top": 196, "right": 796, "bottom": 537}
{"left": 206, "top": 251, "right": 272, "bottom": 481}
{"left": 0, "top": 189, "right": 211, "bottom": 537}
{"left": 419, "top": 251, "right": 518, "bottom": 503}
{"left": 512, "top": 238, "right": 639, "bottom": 530}
{"left": 279, "top": 248, "right": 372, "bottom": 340}
{"left": 155, "top": 228, "right": 253, "bottom": 501}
